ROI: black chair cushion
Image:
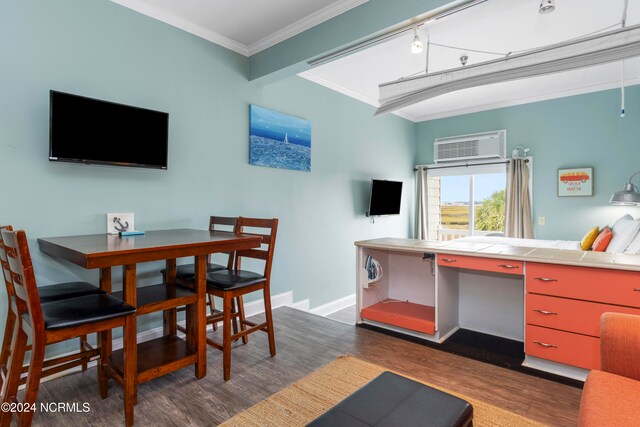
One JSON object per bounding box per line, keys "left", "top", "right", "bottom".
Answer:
{"left": 38, "top": 281, "right": 104, "bottom": 304}
{"left": 161, "top": 263, "right": 227, "bottom": 281}
{"left": 206, "top": 269, "right": 266, "bottom": 290}
{"left": 40, "top": 294, "right": 136, "bottom": 330}
{"left": 307, "top": 371, "right": 473, "bottom": 427}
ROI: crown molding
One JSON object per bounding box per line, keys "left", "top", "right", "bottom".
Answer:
{"left": 111, "top": 0, "right": 368, "bottom": 57}
{"left": 298, "top": 71, "right": 420, "bottom": 122}
{"left": 110, "top": 0, "right": 250, "bottom": 56}
{"left": 247, "top": 0, "right": 369, "bottom": 55}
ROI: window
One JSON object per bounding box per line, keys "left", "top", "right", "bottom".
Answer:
{"left": 427, "top": 163, "right": 507, "bottom": 241}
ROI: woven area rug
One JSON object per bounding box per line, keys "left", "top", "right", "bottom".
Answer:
{"left": 221, "top": 355, "right": 547, "bottom": 426}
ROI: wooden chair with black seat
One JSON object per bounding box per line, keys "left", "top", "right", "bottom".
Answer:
{"left": 205, "top": 217, "right": 278, "bottom": 381}
{"left": 0, "top": 228, "right": 137, "bottom": 427}
{"left": 161, "top": 216, "right": 238, "bottom": 335}
{"left": 0, "top": 225, "right": 105, "bottom": 390}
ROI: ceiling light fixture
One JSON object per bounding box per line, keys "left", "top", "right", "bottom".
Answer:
{"left": 411, "top": 26, "right": 423, "bottom": 54}
{"left": 375, "top": 23, "right": 640, "bottom": 116}
{"left": 539, "top": 0, "right": 555, "bottom": 14}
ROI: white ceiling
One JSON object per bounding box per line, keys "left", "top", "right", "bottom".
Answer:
{"left": 300, "top": 0, "right": 640, "bottom": 122}
{"left": 110, "top": 0, "right": 368, "bottom": 55}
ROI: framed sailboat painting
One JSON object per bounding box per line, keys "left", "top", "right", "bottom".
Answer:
{"left": 249, "top": 105, "right": 311, "bottom": 172}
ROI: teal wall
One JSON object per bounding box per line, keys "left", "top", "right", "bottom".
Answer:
{"left": 0, "top": 0, "right": 416, "bottom": 353}
{"left": 417, "top": 87, "right": 640, "bottom": 240}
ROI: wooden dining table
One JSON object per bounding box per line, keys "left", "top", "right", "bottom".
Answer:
{"left": 37, "top": 228, "right": 262, "bottom": 413}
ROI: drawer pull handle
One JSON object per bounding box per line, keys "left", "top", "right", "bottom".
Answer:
{"left": 533, "top": 277, "right": 558, "bottom": 282}
{"left": 440, "top": 258, "right": 457, "bottom": 263}
{"left": 634, "top": 288, "right": 640, "bottom": 292}
{"left": 498, "top": 264, "right": 519, "bottom": 269}
{"left": 533, "top": 309, "right": 558, "bottom": 315}
{"left": 533, "top": 340, "right": 558, "bottom": 348}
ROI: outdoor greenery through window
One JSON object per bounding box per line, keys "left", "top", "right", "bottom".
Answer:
{"left": 427, "top": 167, "right": 506, "bottom": 241}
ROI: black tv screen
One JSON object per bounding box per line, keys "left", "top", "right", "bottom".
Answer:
{"left": 368, "top": 179, "right": 403, "bottom": 216}
{"left": 49, "top": 91, "right": 169, "bottom": 169}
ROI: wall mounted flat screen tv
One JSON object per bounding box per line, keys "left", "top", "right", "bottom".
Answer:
{"left": 368, "top": 179, "right": 403, "bottom": 216}
{"left": 49, "top": 90, "right": 169, "bottom": 169}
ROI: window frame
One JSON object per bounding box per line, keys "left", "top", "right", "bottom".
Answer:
{"left": 419, "top": 158, "right": 533, "bottom": 240}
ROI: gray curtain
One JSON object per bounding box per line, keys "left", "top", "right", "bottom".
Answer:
{"left": 415, "top": 167, "right": 428, "bottom": 239}
{"left": 505, "top": 158, "right": 533, "bottom": 238}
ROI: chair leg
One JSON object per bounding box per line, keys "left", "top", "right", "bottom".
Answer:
{"left": 236, "top": 296, "right": 248, "bottom": 345}
{"left": 0, "top": 323, "right": 27, "bottom": 427}
{"left": 230, "top": 298, "right": 240, "bottom": 339}
{"left": 123, "top": 316, "right": 136, "bottom": 427}
{"left": 208, "top": 294, "right": 218, "bottom": 331}
{"left": 0, "top": 310, "right": 16, "bottom": 390}
{"left": 263, "top": 286, "right": 276, "bottom": 357}
{"left": 80, "top": 334, "right": 89, "bottom": 371}
{"left": 222, "top": 294, "right": 232, "bottom": 381}
{"left": 98, "top": 330, "right": 109, "bottom": 399}
{"left": 19, "top": 335, "right": 45, "bottom": 427}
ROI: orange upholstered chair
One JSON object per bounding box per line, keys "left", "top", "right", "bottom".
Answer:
{"left": 578, "top": 312, "right": 640, "bottom": 426}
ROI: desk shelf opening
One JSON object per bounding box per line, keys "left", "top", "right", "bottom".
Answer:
{"left": 358, "top": 248, "right": 437, "bottom": 336}
{"left": 361, "top": 300, "right": 435, "bottom": 335}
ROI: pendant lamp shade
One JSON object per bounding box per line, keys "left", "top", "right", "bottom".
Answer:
{"left": 610, "top": 178, "right": 640, "bottom": 205}
{"left": 609, "top": 172, "right": 640, "bottom": 205}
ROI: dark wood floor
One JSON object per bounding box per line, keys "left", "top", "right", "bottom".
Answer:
{"left": 27, "top": 307, "right": 581, "bottom": 426}
{"left": 325, "top": 304, "right": 356, "bottom": 325}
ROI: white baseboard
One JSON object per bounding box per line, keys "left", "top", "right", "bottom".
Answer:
{"left": 242, "top": 290, "right": 294, "bottom": 317}
{"left": 289, "top": 299, "right": 310, "bottom": 312}
{"left": 522, "top": 355, "right": 588, "bottom": 382}
{"left": 309, "top": 293, "right": 356, "bottom": 317}
{"left": 109, "top": 290, "right": 299, "bottom": 350}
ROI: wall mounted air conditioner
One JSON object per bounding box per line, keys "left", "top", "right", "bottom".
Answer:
{"left": 434, "top": 130, "right": 506, "bottom": 163}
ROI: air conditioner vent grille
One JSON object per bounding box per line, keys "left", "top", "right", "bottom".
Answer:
{"left": 434, "top": 130, "right": 506, "bottom": 163}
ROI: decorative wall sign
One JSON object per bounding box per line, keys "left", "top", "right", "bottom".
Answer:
{"left": 558, "top": 167, "right": 593, "bottom": 197}
{"left": 249, "top": 105, "right": 311, "bottom": 172}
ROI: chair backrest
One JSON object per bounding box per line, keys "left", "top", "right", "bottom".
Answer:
{"left": 234, "top": 217, "right": 278, "bottom": 279}
{"left": 0, "top": 229, "right": 43, "bottom": 335}
{"left": 209, "top": 216, "right": 237, "bottom": 232}
{"left": 0, "top": 225, "right": 16, "bottom": 302}
{"left": 209, "top": 216, "right": 238, "bottom": 269}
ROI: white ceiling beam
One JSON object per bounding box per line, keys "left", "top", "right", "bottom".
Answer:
{"left": 376, "top": 23, "right": 640, "bottom": 115}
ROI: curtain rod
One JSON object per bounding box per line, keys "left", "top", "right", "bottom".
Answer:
{"left": 414, "top": 158, "right": 528, "bottom": 171}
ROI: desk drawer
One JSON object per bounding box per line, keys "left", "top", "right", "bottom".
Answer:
{"left": 526, "top": 325, "right": 600, "bottom": 370}
{"left": 527, "top": 262, "right": 640, "bottom": 306}
{"left": 437, "top": 254, "right": 523, "bottom": 275}
{"left": 526, "top": 294, "right": 640, "bottom": 337}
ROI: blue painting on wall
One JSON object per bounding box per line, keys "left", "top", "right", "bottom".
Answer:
{"left": 249, "top": 105, "right": 311, "bottom": 172}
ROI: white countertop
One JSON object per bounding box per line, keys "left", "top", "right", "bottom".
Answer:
{"left": 355, "top": 237, "right": 640, "bottom": 272}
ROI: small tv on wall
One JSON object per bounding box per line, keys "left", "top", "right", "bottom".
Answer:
{"left": 49, "top": 90, "right": 169, "bottom": 170}
{"left": 367, "top": 179, "right": 403, "bottom": 216}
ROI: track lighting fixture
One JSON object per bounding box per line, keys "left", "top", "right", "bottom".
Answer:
{"left": 539, "top": 0, "right": 555, "bottom": 14}
{"left": 411, "top": 26, "right": 423, "bottom": 54}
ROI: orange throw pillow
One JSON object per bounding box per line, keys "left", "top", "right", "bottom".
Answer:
{"left": 580, "top": 226, "right": 600, "bottom": 250}
{"left": 592, "top": 226, "right": 613, "bottom": 252}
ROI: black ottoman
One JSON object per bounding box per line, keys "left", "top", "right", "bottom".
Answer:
{"left": 307, "top": 372, "right": 473, "bottom": 427}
